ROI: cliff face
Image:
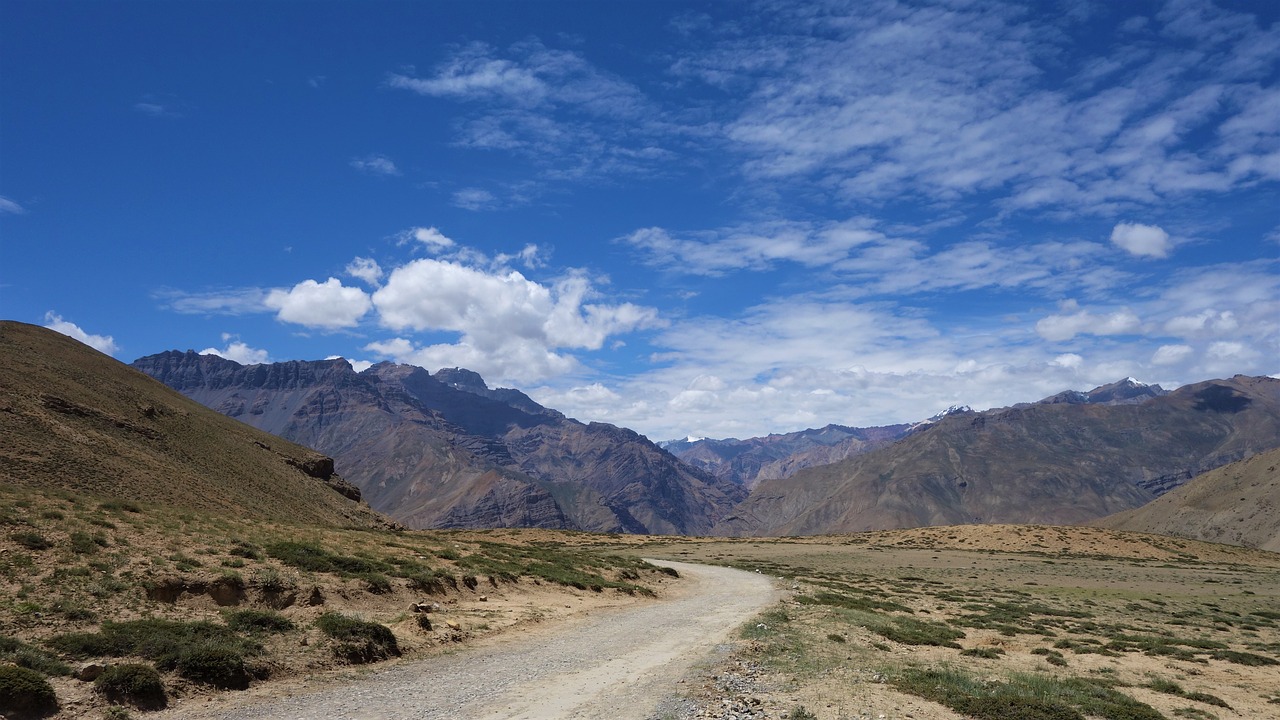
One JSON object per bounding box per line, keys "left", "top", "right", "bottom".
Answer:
{"left": 716, "top": 376, "right": 1280, "bottom": 536}
{"left": 132, "top": 352, "right": 742, "bottom": 533}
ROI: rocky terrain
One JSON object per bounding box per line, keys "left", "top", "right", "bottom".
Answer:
{"left": 1099, "top": 444, "right": 1280, "bottom": 552}
{"left": 716, "top": 375, "right": 1280, "bottom": 536}
{"left": 132, "top": 351, "right": 743, "bottom": 534}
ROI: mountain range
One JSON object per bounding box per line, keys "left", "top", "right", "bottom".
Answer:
{"left": 714, "top": 375, "right": 1280, "bottom": 535}
{"left": 131, "top": 351, "right": 744, "bottom": 534}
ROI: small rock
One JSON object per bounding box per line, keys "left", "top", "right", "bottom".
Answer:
{"left": 478, "top": 595, "right": 488, "bottom": 602}
{"left": 445, "top": 619, "right": 461, "bottom": 630}
{"left": 77, "top": 664, "right": 105, "bottom": 681}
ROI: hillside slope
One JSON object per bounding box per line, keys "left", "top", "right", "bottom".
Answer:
{"left": 133, "top": 352, "right": 743, "bottom": 533}
{"left": 0, "top": 321, "right": 384, "bottom": 527}
{"left": 716, "top": 375, "right": 1280, "bottom": 536}
{"left": 1097, "top": 446, "right": 1280, "bottom": 552}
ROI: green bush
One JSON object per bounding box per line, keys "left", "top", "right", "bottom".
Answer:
{"left": 0, "top": 635, "right": 72, "bottom": 677}
{"left": 8, "top": 531, "right": 51, "bottom": 551}
{"left": 47, "top": 619, "right": 260, "bottom": 687}
{"left": 224, "top": 609, "right": 294, "bottom": 635}
{"left": 0, "top": 664, "right": 58, "bottom": 717}
{"left": 315, "top": 613, "right": 399, "bottom": 664}
{"left": 68, "top": 531, "right": 102, "bottom": 554}
{"left": 94, "top": 664, "right": 166, "bottom": 709}
{"left": 175, "top": 644, "right": 250, "bottom": 689}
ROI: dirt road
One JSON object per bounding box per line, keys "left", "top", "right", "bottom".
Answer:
{"left": 164, "top": 560, "right": 780, "bottom": 720}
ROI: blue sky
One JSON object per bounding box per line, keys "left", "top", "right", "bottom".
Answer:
{"left": 3, "top": 0, "right": 1278, "bottom": 441}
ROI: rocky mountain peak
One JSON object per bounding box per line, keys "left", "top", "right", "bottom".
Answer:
{"left": 434, "top": 367, "right": 489, "bottom": 392}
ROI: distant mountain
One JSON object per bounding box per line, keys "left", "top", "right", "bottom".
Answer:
{"left": 0, "top": 322, "right": 386, "bottom": 528}
{"left": 1032, "top": 377, "right": 1168, "bottom": 406}
{"left": 663, "top": 423, "right": 913, "bottom": 489}
{"left": 715, "top": 376, "right": 1280, "bottom": 536}
{"left": 132, "top": 352, "right": 743, "bottom": 533}
{"left": 1097, "top": 445, "right": 1280, "bottom": 552}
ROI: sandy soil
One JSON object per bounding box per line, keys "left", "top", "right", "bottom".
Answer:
{"left": 153, "top": 560, "right": 781, "bottom": 720}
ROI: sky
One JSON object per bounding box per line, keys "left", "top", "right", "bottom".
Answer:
{"left": 2, "top": 0, "right": 1278, "bottom": 442}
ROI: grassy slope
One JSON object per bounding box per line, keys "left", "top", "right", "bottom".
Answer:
{"left": 0, "top": 321, "right": 382, "bottom": 527}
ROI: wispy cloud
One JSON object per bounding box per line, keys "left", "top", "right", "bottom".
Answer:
{"left": 0, "top": 196, "right": 26, "bottom": 215}
{"left": 133, "top": 95, "right": 184, "bottom": 118}
{"left": 349, "top": 153, "right": 400, "bottom": 176}
{"left": 671, "top": 0, "right": 1280, "bottom": 216}
{"left": 388, "top": 39, "right": 672, "bottom": 181}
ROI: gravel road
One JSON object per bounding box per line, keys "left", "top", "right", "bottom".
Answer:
{"left": 164, "top": 560, "right": 780, "bottom": 720}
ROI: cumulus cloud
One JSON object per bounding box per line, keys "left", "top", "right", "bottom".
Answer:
{"left": 368, "top": 259, "right": 661, "bottom": 383}
{"left": 42, "top": 312, "right": 119, "bottom": 356}
{"left": 349, "top": 154, "right": 400, "bottom": 176}
{"left": 345, "top": 257, "right": 384, "bottom": 286}
{"left": 264, "top": 278, "right": 372, "bottom": 329}
{"left": 326, "top": 355, "right": 373, "bottom": 373}
{"left": 1111, "top": 222, "right": 1172, "bottom": 258}
{"left": 400, "top": 226, "right": 455, "bottom": 252}
{"left": 201, "top": 337, "right": 269, "bottom": 365}
{"left": 1035, "top": 301, "right": 1142, "bottom": 342}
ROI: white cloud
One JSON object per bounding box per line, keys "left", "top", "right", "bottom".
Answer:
{"left": 349, "top": 154, "right": 400, "bottom": 176}
{"left": 264, "top": 278, "right": 372, "bottom": 329}
{"left": 452, "top": 188, "right": 498, "bottom": 211}
{"left": 201, "top": 339, "right": 269, "bottom": 365}
{"left": 1110, "top": 222, "right": 1172, "bottom": 258}
{"left": 42, "top": 312, "right": 119, "bottom": 356}
{"left": 1163, "top": 309, "right": 1237, "bottom": 337}
{"left": 345, "top": 257, "right": 384, "bottom": 286}
{"left": 0, "top": 196, "right": 25, "bottom": 214}
{"left": 1052, "top": 353, "right": 1083, "bottom": 369}
{"left": 326, "top": 355, "right": 373, "bottom": 373}
{"left": 1151, "top": 344, "right": 1194, "bottom": 366}
{"left": 156, "top": 287, "right": 269, "bottom": 315}
{"left": 1035, "top": 301, "right": 1142, "bottom": 342}
{"left": 369, "top": 259, "right": 661, "bottom": 383}
{"left": 671, "top": 1, "right": 1280, "bottom": 216}
{"left": 400, "top": 226, "right": 455, "bottom": 252}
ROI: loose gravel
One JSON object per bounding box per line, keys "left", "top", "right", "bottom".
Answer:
{"left": 161, "top": 561, "right": 780, "bottom": 720}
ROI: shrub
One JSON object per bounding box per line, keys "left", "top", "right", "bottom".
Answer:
{"left": 960, "top": 646, "right": 1005, "bottom": 659}
{"left": 94, "top": 664, "right": 166, "bottom": 709}
{"left": 0, "top": 635, "right": 72, "bottom": 677}
{"left": 47, "top": 619, "right": 259, "bottom": 687}
{"left": 8, "top": 531, "right": 51, "bottom": 551}
{"left": 315, "top": 613, "right": 400, "bottom": 664}
{"left": 68, "top": 531, "right": 99, "bottom": 555}
{"left": 0, "top": 664, "right": 58, "bottom": 717}
{"left": 224, "top": 609, "right": 294, "bottom": 635}
{"left": 176, "top": 644, "right": 250, "bottom": 689}
{"left": 98, "top": 500, "right": 141, "bottom": 513}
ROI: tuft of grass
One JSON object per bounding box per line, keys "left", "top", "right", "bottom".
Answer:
{"left": 224, "top": 609, "right": 294, "bottom": 635}
{"left": 960, "top": 646, "right": 1006, "bottom": 659}
{"left": 892, "top": 667, "right": 1164, "bottom": 720}
{"left": 8, "top": 531, "right": 52, "bottom": 551}
{"left": 315, "top": 613, "right": 400, "bottom": 664}
{"left": 0, "top": 635, "right": 72, "bottom": 677}
{"left": 868, "top": 615, "right": 966, "bottom": 648}
{"left": 47, "top": 618, "right": 260, "bottom": 687}
{"left": 94, "top": 664, "right": 166, "bottom": 709}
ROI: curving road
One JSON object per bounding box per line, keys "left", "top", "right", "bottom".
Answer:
{"left": 163, "top": 560, "right": 780, "bottom": 720}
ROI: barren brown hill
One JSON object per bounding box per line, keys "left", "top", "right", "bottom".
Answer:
{"left": 1098, "top": 445, "right": 1280, "bottom": 552}
{"left": 0, "top": 321, "right": 385, "bottom": 527}
{"left": 717, "top": 375, "right": 1280, "bottom": 536}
